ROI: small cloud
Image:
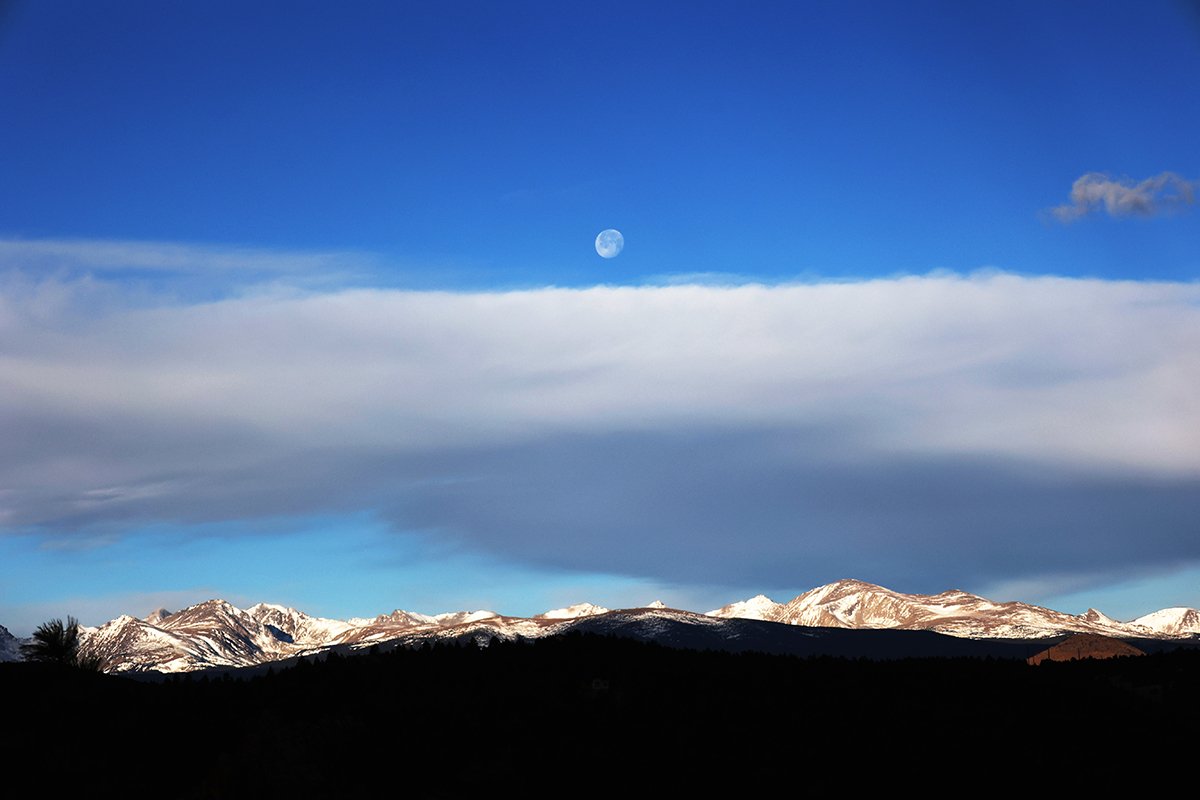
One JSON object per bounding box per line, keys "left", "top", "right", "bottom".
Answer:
{"left": 640, "top": 270, "right": 765, "bottom": 287}
{"left": 1050, "top": 172, "right": 1196, "bottom": 222}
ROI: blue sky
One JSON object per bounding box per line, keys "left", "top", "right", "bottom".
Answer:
{"left": 1, "top": 1, "right": 1198, "bottom": 633}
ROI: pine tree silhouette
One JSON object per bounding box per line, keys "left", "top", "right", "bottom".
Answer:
{"left": 20, "top": 616, "right": 101, "bottom": 670}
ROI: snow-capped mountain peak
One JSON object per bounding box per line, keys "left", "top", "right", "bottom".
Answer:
{"left": 144, "top": 608, "right": 173, "bottom": 625}
{"left": 364, "top": 609, "right": 440, "bottom": 628}
{"left": 1081, "top": 608, "right": 1122, "bottom": 627}
{"left": 707, "top": 579, "right": 1192, "bottom": 641}
{"left": 11, "top": 579, "right": 1196, "bottom": 676}
{"left": 434, "top": 609, "right": 499, "bottom": 625}
{"left": 245, "top": 602, "right": 355, "bottom": 646}
{"left": 707, "top": 594, "right": 782, "bottom": 620}
{"left": 536, "top": 602, "right": 610, "bottom": 620}
{"left": 1132, "top": 607, "right": 1200, "bottom": 636}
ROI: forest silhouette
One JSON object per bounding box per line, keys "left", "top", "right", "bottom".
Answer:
{"left": 6, "top": 632, "right": 1200, "bottom": 795}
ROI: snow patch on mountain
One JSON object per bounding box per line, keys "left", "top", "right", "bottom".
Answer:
{"left": 707, "top": 594, "right": 782, "bottom": 621}
{"left": 536, "top": 602, "right": 610, "bottom": 620}
{"left": 435, "top": 609, "right": 500, "bottom": 625}
{"left": 245, "top": 603, "right": 355, "bottom": 646}
{"left": 1132, "top": 607, "right": 1200, "bottom": 636}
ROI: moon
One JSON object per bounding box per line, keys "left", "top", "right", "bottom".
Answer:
{"left": 595, "top": 228, "right": 624, "bottom": 259}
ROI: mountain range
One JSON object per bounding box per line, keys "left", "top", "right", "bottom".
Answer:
{"left": 3, "top": 578, "right": 1197, "bottom": 673}
{"left": 705, "top": 578, "right": 1200, "bottom": 638}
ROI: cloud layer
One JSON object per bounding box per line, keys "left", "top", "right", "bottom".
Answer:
{"left": 1051, "top": 172, "right": 1197, "bottom": 221}
{"left": 2, "top": 261, "right": 1199, "bottom": 595}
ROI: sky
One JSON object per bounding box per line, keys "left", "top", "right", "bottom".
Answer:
{"left": 1, "top": 1, "right": 1198, "bottom": 634}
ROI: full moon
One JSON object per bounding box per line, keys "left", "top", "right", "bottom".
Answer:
{"left": 595, "top": 228, "right": 624, "bottom": 258}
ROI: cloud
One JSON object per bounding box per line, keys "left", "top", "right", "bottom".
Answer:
{"left": 1, "top": 264, "right": 1199, "bottom": 597}
{"left": 388, "top": 430, "right": 1200, "bottom": 592}
{"left": 0, "top": 237, "right": 379, "bottom": 302}
{"left": 0, "top": 237, "right": 371, "bottom": 274}
{"left": 1050, "top": 171, "right": 1197, "bottom": 221}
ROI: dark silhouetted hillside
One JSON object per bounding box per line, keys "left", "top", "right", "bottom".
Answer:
{"left": 5, "top": 634, "right": 1199, "bottom": 796}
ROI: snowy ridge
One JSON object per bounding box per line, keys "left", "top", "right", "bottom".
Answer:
{"left": 535, "top": 602, "right": 610, "bottom": 620}
{"left": 1131, "top": 607, "right": 1200, "bottom": 636}
{"left": 7, "top": 578, "right": 1195, "bottom": 674}
{"left": 245, "top": 603, "right": 355, "bottom": 646}
{"left": 708, "top": 594, "right": 784, "bottom": 621}
{"left": 434, "top": 610, "right": 500, "bottom": 626}
{"left": 74, "top": 599, "right": 568, "bottom": 672}
{"left": 708, "top": 579, "right": 1200, "bottom": 640}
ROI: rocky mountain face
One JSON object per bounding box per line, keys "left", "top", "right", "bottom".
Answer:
{"left": 74, "top": 598, "right": 612, "bottom": 672}
{"left": 0, "top": 624, "right": 24, "bottom": 662}
{"left": 81, "top": 601, "right": 292, "bottom": 673}
{"left": 6, "top": 578, "right": 1194, "bottom": 673}
{"left": 244, "top": 602, "right": 355, "bottom": 646}
{"left": 76, "top": 603, "right": 1054, "bottom": 672}
{"left": 709, "top": 578, "right": 1200, "bottom": 639}
{"left": 1130, "top": 607, "right": 1200, "bottom": 636}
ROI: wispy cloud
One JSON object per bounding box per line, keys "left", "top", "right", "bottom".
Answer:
{"left": 1050, "top": 171, "right": 1197, "bottom": 222}
{"left": 0, "top": 237, "right": 378, "bottom": 297}
{"left": 1, "top": 257, "right": 1198, "bottom": 598}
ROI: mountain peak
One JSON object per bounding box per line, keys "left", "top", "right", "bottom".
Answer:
{"left": 1132, "top": 606, "right": 1200, "bottom": 636}
{"left": 707, "top": 594, "right": 782, "bottom": 621}
{"left": 186, "top": 598, "right": 241, "bottom": 614}
{"left": 837, "top": 578, "right": 894, "bottom": 592}
{"left": 807, "top": 578, "right": 891, "bottom": 597}
{"left": 432, "top": 609, "right": 500, "bottom": 626}
{"left": 53, "top": 581, "right": 1200, "bottom": 675}
{"left": 1081, "top": 608, "right": 1121, "bottom": 626}
{"left": 145, "top": 608, "right": 173, "bottom": 625}
{"left": 536, "top": 602, "right": 610, "bottom": 620}
{"left": 101, "top": 614, "right": 143, "bottom": 629}
{"left": 373, "top": 609, "right": 439, "bottom": 627}
{"left": 247, "top": 602, "right": 291, "bottom": 615}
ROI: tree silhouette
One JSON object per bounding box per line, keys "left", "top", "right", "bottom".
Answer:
{"left": 20, "top": 616, "right": 101, "bottom": 670}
